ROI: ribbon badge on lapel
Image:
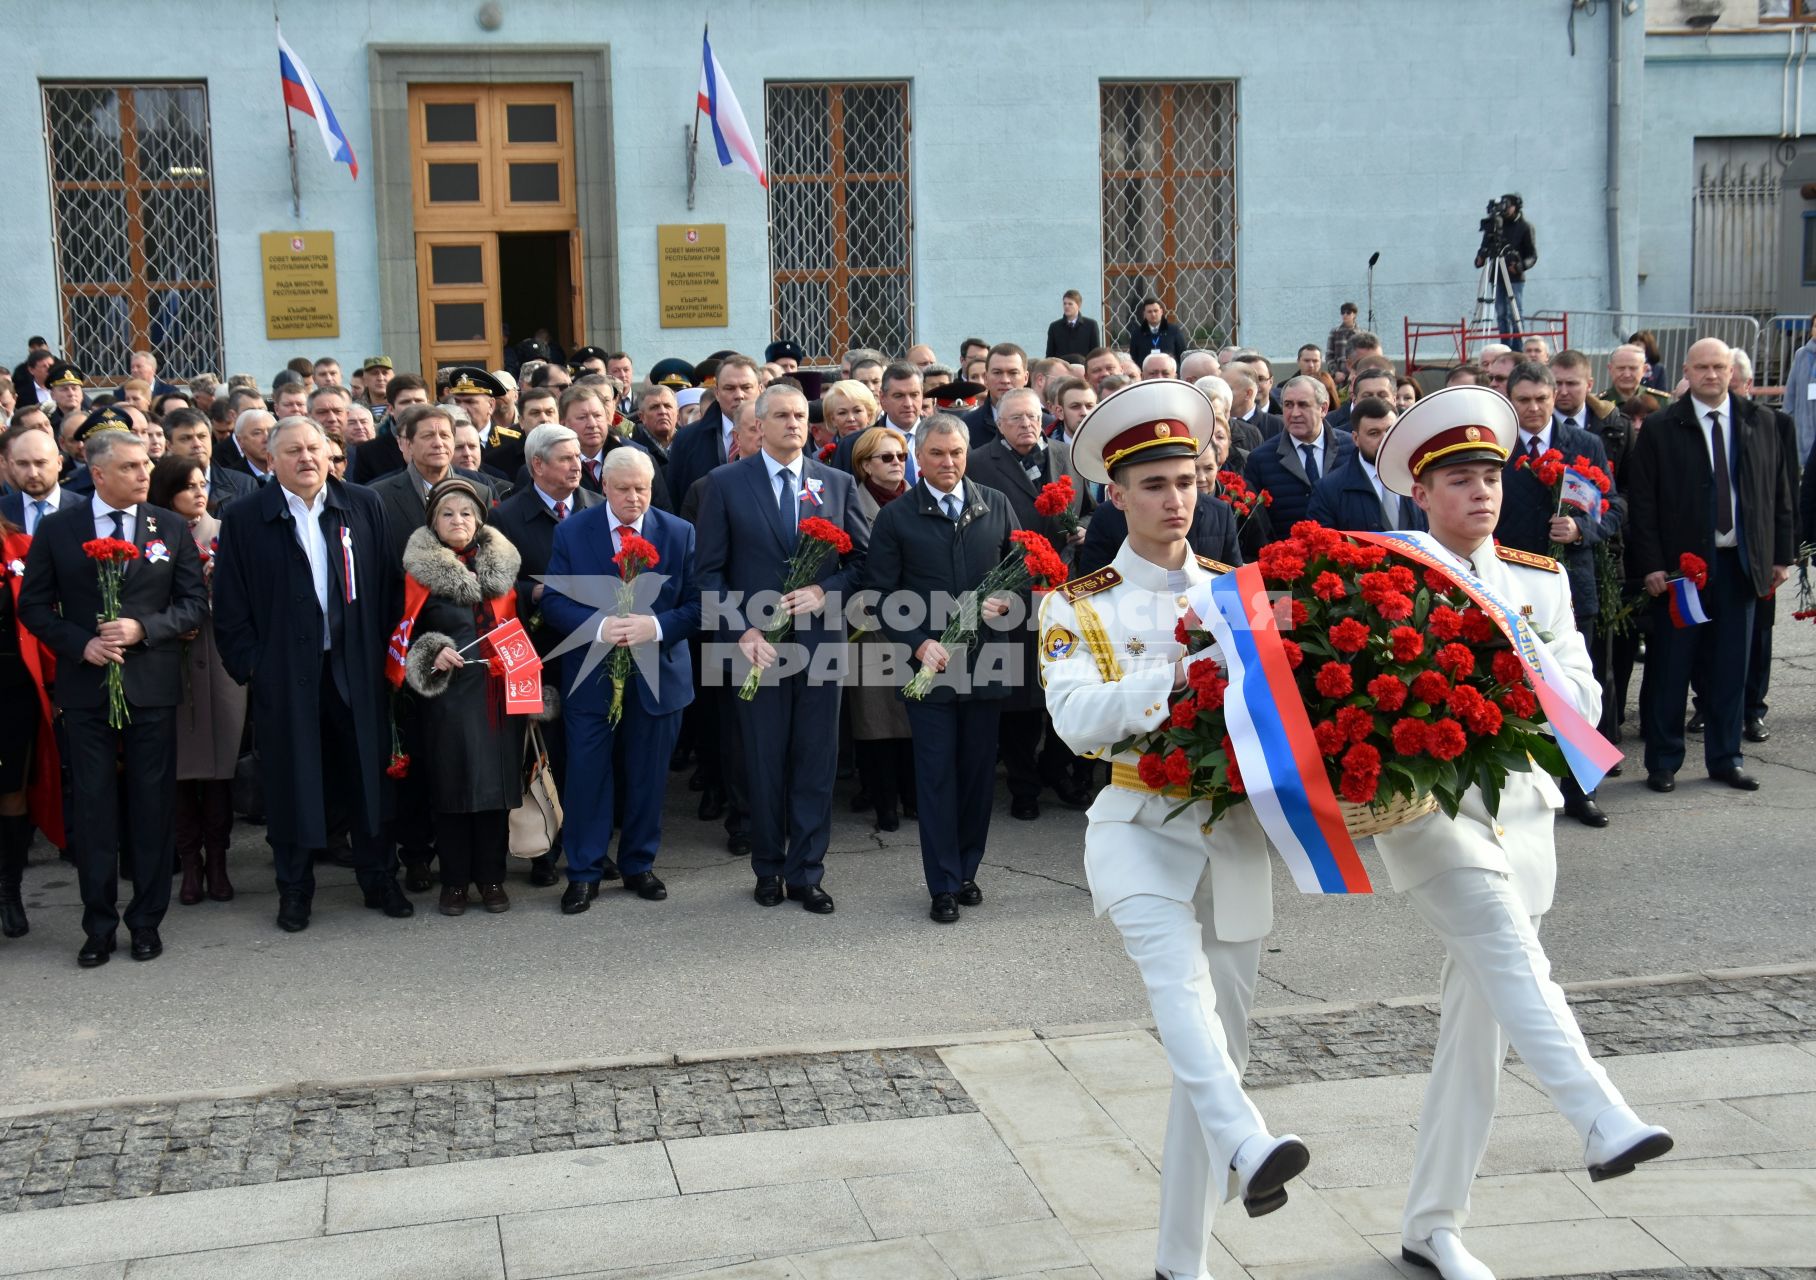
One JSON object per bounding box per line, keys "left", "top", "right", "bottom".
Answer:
{"left": 144, "top": 540, "right": 170, "bottom": 565}
{"left": 340, "top": 526, "right": 358, "bottom": 603}
{"left": 5, "top": 559, "right": 22, "bottom": 579}
{"left": 801, "top": 476, "right": 824, "bottom": 507}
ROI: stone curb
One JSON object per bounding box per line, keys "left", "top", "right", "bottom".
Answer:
{"left": 6, "top": 962, "right": 1809, "bottom": 1122}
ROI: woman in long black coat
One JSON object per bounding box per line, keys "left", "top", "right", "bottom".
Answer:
{"left": 400, "top": 478, "right": 540, "bottom": 916}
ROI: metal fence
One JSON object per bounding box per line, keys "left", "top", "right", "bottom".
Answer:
{"left": 1753, "top": 313, "right": 1812, "bottom": 390}
{"left": 1691, "top": 157, "right": 1781, "bottom": 320}
{"left": 1099, "top": 81, "right": 1239, "bottom": 351}
{"left": 41, "top": 83, "right": 223, "bottom": 383}
{"left": 765, "top": 81, "right": 913, "bottom": 367}
{"left": 1525, "top": 309, "right": 1761, "bottom": 396}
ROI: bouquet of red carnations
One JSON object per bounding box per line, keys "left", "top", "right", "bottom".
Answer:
{"left": 1130, "top": 522, "right": 1570, "bottom": 823}
{"left": 607, "top": 532, "right": 661, "bottom": 724}
{"left": 1034, "top": 477, "right": 1082, "bottom": 539}
{"left": 739, "top": 516, "right": 853, "bottom": 701}
{"left": 903, "top": 530, "right": 1068, "bottom": 699}
{"left": 83, "top": 537, "right": 139, "bottom": 729}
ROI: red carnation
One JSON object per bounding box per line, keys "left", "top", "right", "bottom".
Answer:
{"left": 798, "top": 515, "right": 854, "bottom": 556}
{"left": 1314, "top": 661, "right": 1353, "bottom": 699}
{"left": 1194, "top": 681, "right": 1226, "bottom": 714}
{"left": 1174, "top": 618, "right": 1191, "bottom": 647}
{"left": 1259, "top": 541, "right": 1308, "bottom": 583}
{"left": 1162, "top": 748, "right": 1193, "bottom": 787}
{"left": 1426, "top": 717, "right": 1469, "bottom": 761}
{"left": 1679, "top": 552, "right": 1708, "bottom": 590}
{"left": 386, "top": 752, "right": 411, "bottom": 779}
{"left": 1221, "top": 734, "right": 1246, "bottom": 793}
{"left": 1368, "top": 674, "right": 1408, "bottom": 710}
{"left": 1170, "top": 699, "right": 1197, "bottom": 729}
{"left": 1446, "top": 683, "right": 1485, "bottom": 717}
{"left": 1435, "top": 642, "right": 1476, "bottom": 679}
{"left": 1465, "top": 700, "right": 1503, "bottom": 736}
{"left": 1288, "top": 598, "right": 1309, "bottom": 629}
{"left": 1410, "top": 670, "right": 1450, "bottom": 705}
{"left": 1460, "top": 609, "right": 1496, "bottom": 643}
{"left": 1186, "top": 657, "right": 1224, "bottom": 693}
{"left": 1329, "top": 617, "right": 1370, "bottom": 653}
{"left": 1500, "top": 685, "right": 1539, "bottom": 719}
{"left": 1427, "top": 606, "right": 1464, "bottom": 641}
{"left": 1373, "top": 591, "right": 1414, "bottom": 621}
{"left": 1313, "top": 572, "right": 1347, "bottom": 601}
{"left": 1280, "top": 638, "right": 1304, "bottom": 669}
{"left": 1339, "top": 742, "right": 1382, "bottom": 804}
{"left": 1314, "top": 718, "right": 1347, "bottom": 757}
{"left": 1034, "top": 476, "right": 1076, "bottom": 518}
{"left": 613, "top": 531, "right": 660, "bottom": 575}
{"left": 1137, "top": 752, "right": 1169, "bottom": 789}
{"left": 1391, "top": 718, "right": 1427, "bottom": 755}
{"left": 1387, "top": 565, "right": 1417, "bottom": 594}
{"left": 1359, "top": 571, "right": 1399, "bottom": 606}
{"left": 1390, "top": 627, "right": 1425, "bottom": 663}
{"left": 1423, "top": 567, "right": 1455, "bottom": 593}
{"left": 1336, "top": 704, "right": 1375, "bottom": 744}
{"left": 1491, "top": 650, "right": 1525, "bottom": 686}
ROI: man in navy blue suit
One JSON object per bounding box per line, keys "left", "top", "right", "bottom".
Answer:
{"left": 542, "top": 448, "right": 701, "bottom": 912}
{"left": 1306, "top": 397, "right": 1427, "bottom": 535}
{"left": 695, "top": 383, "right": 869, "bottom": 913}
{"left": 1242, "top": 376, "right": 1353, "bottom": 535}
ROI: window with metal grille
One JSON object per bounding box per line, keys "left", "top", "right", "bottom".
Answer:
{"left": 42, "top": 83, "right": 223, "bottom": 382}
{"left": 1100, "top": 81, "right": 1238, "bottom": 352}
{"left": 765, "top": 82, "right": 912, "bottom": 365}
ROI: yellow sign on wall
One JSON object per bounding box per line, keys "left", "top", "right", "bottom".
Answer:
{"left": 657, "top": 224, "right": 728, "bottom": 328}
{"left": 260, "top": 231, "right": 340, "bottom": 339}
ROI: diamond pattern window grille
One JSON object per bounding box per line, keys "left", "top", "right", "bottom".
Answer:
{"left": 765, "top": 82, "right": 912, "bottom": 365}
{"left": 1100, "top": 81, "right": 1238, "bottom": 350}
{"left": 42, "top": 83, "right": 223, "bottom": 383}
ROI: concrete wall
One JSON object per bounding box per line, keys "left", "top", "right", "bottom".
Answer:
{"left": 1, "top": 0, "right": 1645, "bottom": 376}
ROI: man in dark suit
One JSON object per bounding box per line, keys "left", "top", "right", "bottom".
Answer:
{"left": 961, "top": 343, "right": 1032, "bottom": 449}
{"left": 695, "top": 383, "right": 868, "bottom": 914}
{"left": 12, "top": 345, "right": 55, "bottom": 410}
{"left": 1727, "top": 353, "right": 1801, "bottom": 744}
{"left": 663, "top": 354, "right": 762, "bottom": 504}
{"left": 1498, "top": 362, "right": 1618, "bottom": 826}
{"left": 1045, "top": 290, "right": 1101, "bottom": 361}
{"left": 161, "top": 408, "right": 255, "bottom": 515}
{"left": 629, "top": 383, "right": 680, "bottom": 486}
{"left": 1626, "top": 338, "right": 1796, "bottom": 793}
{"left": 369, "top": 404, "right": 499, "bottom": 563}
{"left": 1242, "top": 376, "right": 1354, "bottom": 534}
{"left": 0, "top": 420, "right": 85, "bottom": 532}
{"left": 555, "top": 384, "right": 672, "bottom": 510}
{"left": 542, "top": 448, "right": 701, "bottom": 913}
{"left": 964, "top": 387, "right": 1092, "bottom": 817}
{"left": 18, "top": 426, "right": 207, "bottom": 966}
{"left": 1307, "top": 396, "right": 1427, "bottom": 535}
{"left": 864, "top": 415, "right": 1023, "bottom": 924}
{"left": 1125, "top": 297, "right": 1189, "bottom": 369}
{"left": 490, "top": 423, "right": 602, "bottom": 889}
{"left": 1225, "top": 366, "right": 1281, "bottom": 444}
{"left": 213, "top": 417, "right": 412, "bottom": 932}
{"left": 1328, "top": 368, "right": 1397, "bottom": 434}
{"left": 349, "top": 373, "right": 432, "bottom": 485}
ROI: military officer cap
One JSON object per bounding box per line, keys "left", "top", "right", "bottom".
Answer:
{"left": 446, "top": 366, "right": 506, "bottom": 399}
{"left": 693, "top": 356, "right": 723, "bottom": 387}
{"left": 74, "top": 405, "right": 134, "bottom": 441}
{"left": 1374, "top": 384, "right": 1516, "bottom": 497}
{"left": 361, "top": 355, "right": 394, "bottom": 373}
{"left": 764, "top": 339, "right": 804, "bottom": 365}
{"left": 47, "top": 362, "right": 84, "bottom": 389}
{"left": 927, "top": 378, "right": 984, "bottom": 407}
{"left": 649, "top": 357, "right": 695, "bottom": 389}
{"left": 568, "top": 345, "right": 610, "bottom": 373}
{"left": 515, "top": 339, "right": 549, "bottom": 363}
{"left": 1070, "top": 378, "right": 1214, "bottom": 485}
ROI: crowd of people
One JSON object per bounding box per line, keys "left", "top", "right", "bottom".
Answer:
{"left": 0, "top": 297, "right": 1806, "bottom": 973}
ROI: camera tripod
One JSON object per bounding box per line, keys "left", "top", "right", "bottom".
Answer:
{"left": 1471, "top": 251, "right": 1523, "bottom": 346}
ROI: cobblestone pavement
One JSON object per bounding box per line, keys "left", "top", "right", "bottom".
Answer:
{"left": 2, "top": 970, "right": 1808, "bottom": 1214}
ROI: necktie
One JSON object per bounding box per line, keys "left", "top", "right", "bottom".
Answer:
{"left": 778, "top": 466, "right": 798, "bottom": 535}
{"left": 1525, "top": 437, "right": 1541, "bottom": 466}
{"left": 1299, "top": 443, "right": 1320, "bottom": 484}
{"left": 1561, "top": 416, "right": 1577, "bottom": 434}
{"left": 30, "top": 499, "right": 47, "bottom": 532}
{"left": 586, "top": 458, "right": 600, "bottom": 486}
{"left": 1709, "top": 411, "right": 1733, "bottom": 536}
{"left": 110, "top": 509, "right": 125, "bottom": 541}
{"left": 1378, "top": 482, "right": 1398, "bottom": 532}
{"left": 614, "top": 524, "right": 627, "bottom": 552}
{"left": 553, "top": 500, "right": 567, "bottom": 522}
{"left": 942, "top": 493, "right": 961, "bottom": 522}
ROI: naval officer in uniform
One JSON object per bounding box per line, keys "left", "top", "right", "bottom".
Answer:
{"left": 1039, "top": 380, "right": 1309, "bottom": 1280}
{"left": 1371, "top": 386, "right": 1674, "bottom": 1280}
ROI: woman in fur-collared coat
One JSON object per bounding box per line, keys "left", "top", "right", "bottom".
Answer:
{"left": 400, "top": 478, "right": 534, "bottom": 916}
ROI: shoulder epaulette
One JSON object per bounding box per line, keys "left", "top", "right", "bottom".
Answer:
{"left": 1195, "top": 554, "right": 1234, "bottom": 574}
{"left": 493, "top": 424, "right": 522, "bottom": 440}
{"left": 1495, "top": 545, "right": 1559, "bottom": 573}
{"left": 1059, "top": 566, "right": 1120, "bottom": 601}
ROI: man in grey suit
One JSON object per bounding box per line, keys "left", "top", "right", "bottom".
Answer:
{"left": 0, "top": 420, "right": 86, "bottom": 532}
{"left": 369, "top": 404, "right": 498, "bottom": 563}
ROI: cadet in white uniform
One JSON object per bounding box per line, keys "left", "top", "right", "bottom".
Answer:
{"left": 1039, "top": 380, "right": 1308, "bottom": 1280}
{"left": 1372, "top": 387, "right": 1674, "bottom": 1280}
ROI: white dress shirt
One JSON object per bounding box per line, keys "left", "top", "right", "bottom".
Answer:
{"left": 762, "top": 450, "right": 803, "bottom": 522}
{"left": 90, "top": 493, "right": 137, "bottom": 543}
{"left": 283, "top": 485, "right": 332, "bottom": 648}
{"left": 1518, "top": 425, "right": 1553, "bottom": 460}
{"left": 596, "top": 512, "right": 663, "bottom": 643}
{"left": 924, "top": 477, "right": 966, "bottom": 518}
{"left": 23, "top": 485, "right": 62, "bottom": 536}
{"left": 1692, "top": 394, "right": 1740, "bottom": 549}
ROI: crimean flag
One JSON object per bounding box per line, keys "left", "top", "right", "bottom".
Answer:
{"left": 278, "top": 27, "right": 358, "bottom": 180}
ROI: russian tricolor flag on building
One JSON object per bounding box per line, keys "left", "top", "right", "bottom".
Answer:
{"left": 278, "top": 27, "right": 358, "bottom": 180}
{"left": 697, "top": 29, "right": 767, "bottom": 189}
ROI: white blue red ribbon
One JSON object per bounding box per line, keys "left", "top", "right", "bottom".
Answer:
{"left": 1666, "top": 576, "right": 1708, "bottom": 628}
{"left": 340, "top": 525, "right": 357, "bottom": 603}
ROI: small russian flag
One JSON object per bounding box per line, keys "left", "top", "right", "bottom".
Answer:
{"left": 278, "top": 27, "right": 358, "bottom": 180}
{"left": 697, "top": 29, "right": 767, "bottom": 189}
{"left": 1667, "top": 575, "right": 1709, "bottom": 628}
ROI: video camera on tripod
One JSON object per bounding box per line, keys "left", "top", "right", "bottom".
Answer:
{"left": 1477, "top": 194, "right": 1522, "bottom": 266}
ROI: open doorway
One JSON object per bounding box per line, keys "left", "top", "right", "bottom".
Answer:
{"left": 498, "top": 231, "right": 576, "bottom": 361}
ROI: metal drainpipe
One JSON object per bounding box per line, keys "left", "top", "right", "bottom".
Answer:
{"left": 1606, "top": 0, "right": 1627, "bottom": 315}
{"left": 1798, "top": 25, "right": 1809, "bottom": 139}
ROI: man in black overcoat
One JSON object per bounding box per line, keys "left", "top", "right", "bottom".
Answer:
{"left": 212, "top": 416, "right": 413, "bottom": 931}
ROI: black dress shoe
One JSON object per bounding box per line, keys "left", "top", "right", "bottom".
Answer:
{"left": 403, "top": 861, "right": 433, "bottom": 893}
{"left": 1052, "top": 783, "right": 1094, "bottom": 811}
{"left": 875, "top": 809, "right": 900, "bottom": 832}
{"left": 788, "top": 884, "right": 835, "bottom": 914}
{"left": 528, "top": 855, "right": 560, "bottom": 887}
{"left": 364, "top": 880, "right": 414, "bottom": 917}
{"left": 622, "top": 871, "right": 667, "bottom": 900}
{"left": 276, "top": 894, "right": 311, "bottom": 932}
{"left": 1607, "top": 762, "right": 1624, "bottom": 778}
{"left": 560, "top": 881, "right": 599, "bottom": 914}
{"left": 1565, "top": 797, "right": 1609, "bottom": 828}
{"left": 1010, "top": 797, "right": 1040, "bottom": 821}
{"left": 600, "top": 858, "right": 621, "bottom": 882}
{"left": 130, "top": 927, "right": 163, "bottom": 962}
{"left": 1744, "top": 717, "right": 1770, "bottom": 743}
{"left": 77, "top": 934, "right": 115, "bottom": 968}
{"left": 754, "top": 875, "right": 784, "bottom": 906}
{"left": 957, "top": 880, "right": 983, "bottom": 907}
{"left": 726, "top": 831, "right": 752, "bottom": 858}
{"left": 929, "top": 893, "right": 960, "bottom": 924}
{"left": 1710, "top": 767, "right": 1760, "bottom": 791}
{"left": 697, "top": 787, "right": 726, "bottom": 822}
{"left": 1645, "top": 771, "right": 1676, "bottom": 793}
{"left": 688, "top": 768, "right": 708, "bottom": 793}
{"left": 1686, "top": 709, "right": 1705, "bottom": 734}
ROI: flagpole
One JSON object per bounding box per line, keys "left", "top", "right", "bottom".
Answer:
{"left": 276, "top": 9, "right": 301, "bottom": 218}
{"left": 686, "top": 23, "right": 707, "bottom": 210}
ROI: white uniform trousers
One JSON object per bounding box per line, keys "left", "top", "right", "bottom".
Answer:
{"left": 1402, "top": 866, "right": 1624, "bottom": 1243}
{"left": 1107, "top": 884, "right": 1266, "bottom": 1280}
